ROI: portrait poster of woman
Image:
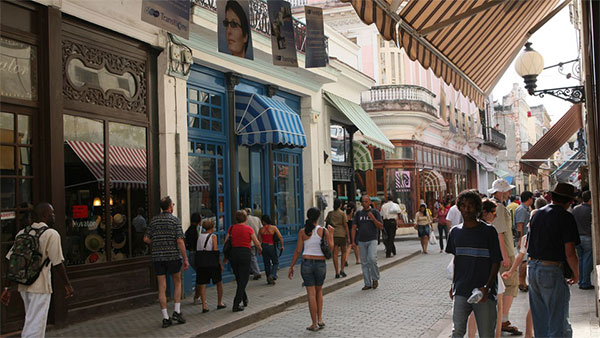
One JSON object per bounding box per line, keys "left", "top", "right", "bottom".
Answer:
{"left": 217, "top": 0, "right": 254, "bottom": 60}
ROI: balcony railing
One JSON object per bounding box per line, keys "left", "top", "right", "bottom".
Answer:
{"left": 483, "top": 127, "right": 507, "bottom": 150}
{"left": 192, "top": 0, "right": 327, "bottom": 54}
{"left": 362, "top": 85, "right": 436, "bottom": 106}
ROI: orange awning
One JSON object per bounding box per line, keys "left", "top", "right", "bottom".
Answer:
{"left": 341, "top": 0, "right": 562, "bottom": 108}
{"left": 520, "top": 104, "right": 583, "bottom": 174}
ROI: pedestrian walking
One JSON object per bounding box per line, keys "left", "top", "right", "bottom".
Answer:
{"left": 185, "top": 212, "right": 202, "bottom": 303}
{"left": 194, "top": 218, "right": 226, "bottom": 312}
{"left": 572, "top": 190, "right": 594, "bottom": 290}
{"left": 345, "top": 202, "right": 360, "bottom": 265}
{"left": 224, "top": 210, "right": 262, "bottom": 312}
{"left": 415, "top": 203, "right": 433, "bottom": 254}
{"left": 528, "top": 183, "right": 580, "bottom": 337}
{"left": 446, "top": 199, "right": 463, "bottom": 227}
{"left": 259, "top": 215, "right": 284, "bottom": 284}
{"left": 132, "top": 207, "right": 147, "bottom": 255}
{"left": 502, "top": 233, "right": 533, "bottom": 338}
{"left": 488, "top": 179, "right": 521, "bottom": 335}
{"left": 437, "top": 201, "right": 450, "bottom": 252}
{"left": 144, "top": 196, "right": 189, "bottom": 328}
{"left": 446, "top": 190, "right": 502, "bottom": 338}
{"left": 288, "top": 207, "right": 334, "bottom": 331}
{"left": 325, "top": 199, "right": 349, "bottom": 277}
{"left": 2, "top": 203, "right": 74, "bottom": 338}
{"left": 244, "top": 208, "right": 262, "bottom": 280}
{"left": 514, "top": 191, "right": 533, "bottom": 292}
{"left": 352, "top": 195, "right": 383, "bottom": 290}
{"left": 380, "top": 196, "right": 400, "bottom": 258}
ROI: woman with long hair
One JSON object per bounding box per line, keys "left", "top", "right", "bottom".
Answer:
{"left": 288, "top": 207, "right": 334, "bottom": 331}
{"left": 415, "top": 203, "right": 433, "bottom": 254}
{"left": 345, "top": 202, "right": 360, "bottom": 264}
{"left": 259, "top": 214, "right": 284, "bottom": 284}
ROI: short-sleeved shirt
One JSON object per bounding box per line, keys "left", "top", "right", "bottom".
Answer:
{"left": 514, "top": 204, "right": 531, "bottom": 233}
{"left": 380, "top": 201, "right": 400, "bottom": 220}
{"left": 572, "top": 203, "right": 592, "bottom": 236}
{"left": 326, "top": 209, "right": 348, "bottom": 238}
{"left": 446, "top": 205, "right": 463, "bottom": 227}
{"left": 146, "top": 212, "right": 184, "bottom": 262}
{"left": 6, "top": 222, "right": 65, "bottom": 294}
{"left": 446, "top": 222, "right": 502, "bottom": 300}
{"left": 230, "top": 224, "right": 255, "bottom": 249}
{"left": 528, "top": 204, "right": 580, "bottom": 261}
{"left": 132, "top": 215, "right": 146, "bottom": 233}
{"left": 490, "top": 198, "right": 515, "bottom": 258}
{"left": 353, "top": 208, "right": 382, "bottom": 242}
{"left": 246, "top": 215, "right": 261, "bottom": 247}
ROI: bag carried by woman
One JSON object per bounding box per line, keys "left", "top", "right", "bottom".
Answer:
{"left": 196, "top": 234, "right": 220, "bottom": 267}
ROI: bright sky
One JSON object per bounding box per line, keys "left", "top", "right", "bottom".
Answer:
{"left": 491, "top": 5, "right": 581, "bottom": 124}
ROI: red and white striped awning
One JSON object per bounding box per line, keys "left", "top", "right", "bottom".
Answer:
{"left": 66, "top": 140, "right": 208, "bottom": 191}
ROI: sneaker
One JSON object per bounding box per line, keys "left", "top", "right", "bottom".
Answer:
{"left": 501, "top": 321, "right": 522, "bottom": 335}
{"left": 361, "top": 285, "right": 372, "bottom": 290}
{"left": 372, "top": 280, "right": 379, "bottom": 289}
{"left": 579, "top": 285, "right": 595, "bottom": 290}
{"left": 335, "top": 274, "right": 340, "bottom": 279}
{"left": 172, "top": 311, "right": 186, "bottom": 324}
{"left": 267, "top": 275, "right": 275, "bottom": 284}
{"left": 340, "top": 271, "right": 347, "bottom": 277}
{"left": 162, "top": 318, "right": 172, "bottom": 328}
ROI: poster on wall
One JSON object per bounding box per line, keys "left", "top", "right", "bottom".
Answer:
{"left": 395, "top": 170, "right": 411, "bottom": 190}
{"left": 267, "top": 0, "right": 298, "bottom": 67}
{"left": 141, "top": 0, "right": 190, "bottom": 39}
{"left": 217, "top": 0, "right": 254, "bottom": 60}
{"left": 304, "top": 6, "right": 327, "bottom": 68}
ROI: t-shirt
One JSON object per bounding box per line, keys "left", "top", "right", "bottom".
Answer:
{"left": 6, "top": 222, "right": 65, "bottom": 294}
{"left": 445, "top": 222, "right": 502, "bottom": 300}
{"left": 490, "top": 198, "right": 515, "bottom": 258}
{"left": 528, "top": 204, "right": 580, "bottom": 261}
{"left": 132, "top": 215, "right": 146, "bottom": 233}
{"left": 246, "top": 215, "right": 261, "bottom": 247}
{"left": 446, "top": 205, "right": 463, "bottom": 227}
{"left": 514, "top": 204, "right": 531, "bottom": 233}
{"left": 326, "top": 209, "right": 348, "bottom": 238}
{"left": 572, "top": 203, "right": 592, "bottom": 236}
{"left": 230, "top": 224, "right": 255, "bottom": 249}
{"left": 353, "top": 208, "right": 382, "bottom": 242}
{"left": 380, "top": 201, "right": 400, "bottom": 220}
{"left": 146, "top": 212, "right": 185, "bottom": 262}
{"left": 415, "top": 212, "right": 431, "bottom": 226}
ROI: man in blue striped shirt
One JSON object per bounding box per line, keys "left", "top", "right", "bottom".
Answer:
{"left": 446, "top": 190, "right": 502, "bottom": 338}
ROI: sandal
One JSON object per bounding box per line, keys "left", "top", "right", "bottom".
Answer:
{"left": 306, "top": 326, "right": 319, "bottom": 332}
{"left": 519, "top": 284, "right": 529, "bottom": 292}
{"left": 318, "top": 321, "right": 325, "bottom": 329}
{"left": 217, "top": 304, "right": 227, "bottom": 310}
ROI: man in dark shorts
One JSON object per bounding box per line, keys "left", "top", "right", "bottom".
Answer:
{"left": 145, "top": 196, "right": 189, "bottom": 328}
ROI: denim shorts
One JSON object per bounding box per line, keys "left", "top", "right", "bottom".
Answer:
{"left": 417, "top": 225, "right": 431, "bottom": 238}
{"left": 301, "top": 259, "right": 326, "bottom": 287}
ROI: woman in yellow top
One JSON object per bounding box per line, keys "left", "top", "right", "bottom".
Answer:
{"left": 415, "top": 203, "right": 433, "bottom": 254}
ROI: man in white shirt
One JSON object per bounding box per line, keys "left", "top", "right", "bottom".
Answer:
{"left": 2, "top": 203, "right": 73, "bottom": 338}
{"left": 244, "top": 208, "right": 262, "bottom": 280}
{"left": 380, "top": 197, "right": 400, "bottom": 258}
{"left": 446, "top": 199, "right": 463, "bottom": 227}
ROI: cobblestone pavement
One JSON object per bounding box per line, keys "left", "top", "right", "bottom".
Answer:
{"left": 231, "top": 251, "right": 455, "bottom": 338}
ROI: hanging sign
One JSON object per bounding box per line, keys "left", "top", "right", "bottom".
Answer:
{"left": 72, "top": 205, "right": 89, "bottom": 219}
{"left": 304, "top": 6, "right": 327, "bottom": 68}
{"left": 141, "top": 0, "right": 190, "bottom": 39}
{"left": 395, "top": 171, "right": 411, "bottom": 189}
{"left": 217, "top": 0, "right": 254, "bottom": 60}
{"left": 268, "top": 0, "right": 298, "bottom": 67}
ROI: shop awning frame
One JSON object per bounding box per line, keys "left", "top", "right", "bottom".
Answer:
{"left": 353, "top": 140, "right": 373, "bottom": 171}
{"left": 420, "top": 169, "right": 447, "bottom": 192}
{"left": 551, "top": 149, "right": 587, "bottom": 182}
{"left": 466, "top": 153, "right": 495, "bottom": 172}
{"left": 324, "top": 91, "right": 394, "bottom": 153}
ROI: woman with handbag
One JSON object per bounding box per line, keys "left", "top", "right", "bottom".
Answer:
{"left": 194, "top": 219, "right": 226, "bottom": 312}
{"left": 259, "top": 215, "right": 284, "bottom": 284}
{"left": 415, "top": 203, "right": 433, "bottom": 254}
{"left": 223, "top": 210, "right": 262, "bottom": 312}
{"left": 288, "top": 207, "right": 334, "bottom": 331}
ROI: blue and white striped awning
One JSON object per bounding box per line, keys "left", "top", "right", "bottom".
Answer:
{"left": 235, "top": 91, "right": 307, "bottom": 147}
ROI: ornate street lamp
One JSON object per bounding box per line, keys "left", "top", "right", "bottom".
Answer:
{"left": 515, "top": 42, "right": 585, "bottom": 103}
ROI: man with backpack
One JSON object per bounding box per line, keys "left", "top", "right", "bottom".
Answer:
{"left": 1, "top": 202, "right": 73, "bottom": 338}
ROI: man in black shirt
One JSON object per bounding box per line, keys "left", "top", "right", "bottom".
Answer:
{"left": 572, "top": 190, "right": 593, "bottom": 290}
{"left": 527, "top": 183, "right": 579, "bottom": 338}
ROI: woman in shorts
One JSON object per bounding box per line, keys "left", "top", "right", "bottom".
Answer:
{"left": 288, "top": 207, "right": 334, "bottom": 331}
{"left": 195, "top": 219, "right": 226, "bottom": 312}
{"left": 415, "top": 203, "right": 432, "bottom": 254}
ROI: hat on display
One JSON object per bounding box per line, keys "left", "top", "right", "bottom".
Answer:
{"left": 112, "top": 213, "right": 125, "bottom": 229}
{"left": 487, "top": 179, "right": 515, "bottom": 195}
{"left": 85, "top": 234, "right": 105, "bottom": 252}
{"left": 88, "top": 215, "right": 101, "bottom": 231}
{"left": 550, "top": 182, "right": 577, "bottom": 199}
{"left": 112, "top": 251, "right": 126, "bottom": 261}
{"left": 85, "top": 252, "right": 106, "bottom": 264}
{"left": 112, "top": 231, "right": 126, "bottom": 249}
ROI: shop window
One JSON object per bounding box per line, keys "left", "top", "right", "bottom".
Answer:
{"left": 390, "top": 146, "right": 413, "bottom": 160}
{"left": 376, "top": 169, "right": 384, "bottom": 196}
{"left": 330, "top": 124, "right": 349, "bottom": 163}
{"left": 373, "top": 148, "right": 383, "bottom": 161}
{"left": 188, "top": 86, "right": 225, "bottom": 135}
{"left": 273, "top": 151, "right": 302, "bottom": 237}
{"left": 385, "top": 169, "right": 414, "bottom": 223}
{"left": 0, "top": 37, "right": 38, "bottom": 101}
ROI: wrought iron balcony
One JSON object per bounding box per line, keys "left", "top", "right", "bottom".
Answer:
{"left": 192, "top": 0, "right": 327, "bottom": 54}
{"left": 483, "top": 127, "right": 507, "bottom": 150}
{"left": 361, "top": 85, "right": 437, "bottom": 117}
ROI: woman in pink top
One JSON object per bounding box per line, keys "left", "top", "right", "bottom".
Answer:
{"left": 437, "top": 201, "right": 450, "bottom": 253}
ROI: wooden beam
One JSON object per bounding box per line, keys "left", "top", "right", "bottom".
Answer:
{"left": 417, "top": 1, "right": 508, "bottom": 36}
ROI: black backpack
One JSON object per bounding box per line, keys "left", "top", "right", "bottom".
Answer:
{"left": 7, "top": 226, "right": 50, "bottom": 285}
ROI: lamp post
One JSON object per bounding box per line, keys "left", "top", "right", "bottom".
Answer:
{"left": 514, "top": 42, "right": 585, "bottom": 104}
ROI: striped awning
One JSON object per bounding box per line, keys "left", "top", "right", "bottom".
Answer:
{"left": 341, "top": 0, "right": 562, "bottom": 108}
{"left": 420, "top": 169, "right": 447, "bottom": 192}
{"left": 551, "top": 149, "right": 586, "bottom": 183}
{"left": 520, "top": 104, "right": 583, "bottom": 174}
{"left": 353, "top": 140, "right": 373, "bottom": 171}
{"left": 66, "top": 140, "right": 208, "bottom": 191}
{"left": 235, "top": 91, "right": 307, "bottom": 147}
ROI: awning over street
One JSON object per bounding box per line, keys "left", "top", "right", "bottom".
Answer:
{"left": 353, "top": 140, "right": 373, "bottom": 171}
{"left": 551, "top": 149, "right": 586, "bottom": 183}
{"left": 466, "top": 153, "right": 494, "bottom": 172}
{"left": 324, "top": 91, "right": 394, "bottom": 153}
{"left": 341, "top": 0, "right": 561, "bottom": 107}
{"left": 520, "top": 104, "right": 583, "bottom": 174}
{"left": 420, "top": 169, "right": 447, "bottom": 192}
{"left": 494, "top": 169, "right": 510, "bottom": 178}
{"left": 235, "top": 91, "right": 307, "bottom": 148}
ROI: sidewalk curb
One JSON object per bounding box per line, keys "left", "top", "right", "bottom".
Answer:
{"left": 195, "top": 250, "right": 422, "bottom": 338}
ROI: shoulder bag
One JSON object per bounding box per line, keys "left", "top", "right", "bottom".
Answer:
{"left": 320, "top": 226, "right": 332, "bottom": 259}
{"left": 222, "top": 225, "right": 234, "bottom": 260}
{"left": 196, "top": 234, "right": 220, "bottom": 267}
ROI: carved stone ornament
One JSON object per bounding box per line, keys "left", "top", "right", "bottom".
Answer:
{"left": 62, "top": 39, "right": 147, "bottom": 114}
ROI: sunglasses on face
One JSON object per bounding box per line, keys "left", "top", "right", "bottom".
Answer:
{"left": 223, "top": 20, "right": 241, "bottom": 29}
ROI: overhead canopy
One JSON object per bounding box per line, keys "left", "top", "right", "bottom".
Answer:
{"left": 340, "top": 0, "right": 561, "bottom": 107}
{"left": 520, "top": 104, "right": 583, "bottom": 174}
{"left": 353, "top": 140, "right": 373, "bottom": 171}
{"left": 420, "top": 169, "right": 447, "bottom": 192}
{"left": 324, "top": 91, "right": 394, "bottom": 153}
{"left": 466, "top": 153, "right": 494, "bottom": 172}
{"left": 66, "top": 140, "right": 208, "bottom": 191}
{"left": 235, "top": 91, "right": 307, "bottom": 148}
{"left": 551, "top": 149, "right": 586, "bottom": 183}
{"left": 494, "top": 169, "right": 510, "bottom": 179}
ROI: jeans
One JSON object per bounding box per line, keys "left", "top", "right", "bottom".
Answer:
{"left": 576, "top": 235, "right": 593, "bottom": 287}
{"left": 451, "top": 295, "right": 497, "bottom": 338}
{"left": 528, "top": 260, "right": 572, "bottom": 338}
{"left": 383, "top": 219, "right": 397, "bottom": 256}
{"left": 358, "top": 240, "right": 379, "bottom": 287}
{"left": 262, "top": 244, "right": 279, "bottom": 279}
{"left": 230, "top": 247, "right": 251, "bottom": 307}
{"left": 300, "top": 259, "right": 327, "bottom": 286}
{"left": 250, "top": 246, "right": 261, "bottom": 275}
{"left": 438, "top": 224, "right": 448, "bottom": 250}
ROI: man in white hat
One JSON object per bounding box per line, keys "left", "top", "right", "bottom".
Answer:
{"left": 487, "top": 179, "right": 521, "bottom": 335}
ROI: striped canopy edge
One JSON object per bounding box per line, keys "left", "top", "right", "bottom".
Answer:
{"left": 352, "top": 140, "right": 374, "bottom": 171}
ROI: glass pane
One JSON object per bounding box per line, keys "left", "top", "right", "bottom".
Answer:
{"left": 200, "top": 92, "right": 209, "bottom": 103}
{"left": 211, "top": 107, "right": 221, "bottom": 119}
{"left": 18, "top": 178, "right": 32, "bottom": 204}
{"left": 63, "top": 115, "right": 104, "bottom": 144}
{"left": 0, "top": 37, "right": 38, "bottom": 101}
{"left": 18, "top": 147, "right": 31, "bottom": 176}
{"left": 250, "top": 151, "right": 263, "bottom": 214}
{"left": 1, "top": 112, "right": 14, "bottom": 142}
{"left": 386, "top": 169, "right": 414, "bottom": 223}
{"left": 201, "top": 119, "right": 209, "bottom": 130}
{"left": 1, "top": 146, "right": 15, "bottom": 173}
{"left": 201, "top": 106, "right": 210, "bottom": 117}
{"left": 188, "top": 88, "right": 198, "bottom": 101}
{"left": 189, "top": 103, "right": 198, "bottom": 115}
{"left": 212, "top": 121, "right": 222, "bottom": 132}
{"left": 195, "top": 143, "right": 204, "bottom": 154}
{"left": 238, "top": 146, "right": 250, "bottom": 210}
{"left": 206, "top": 144, "right": 215, "bottom": 155}
{"left": 17, "top": 115, "right": 31, "bottom": 144}
{"left": 210, "top": 94, "right": 221, "bottom": 106}
{"left": 67, "top": 58, "right": 136, "bottom": 98}
{"left": 189, "top": 155, "right": 217, "bottom": 222}
{"left": 188, "top": 116, "right": 199, "bottom": 129}
{"left": 1, "top": 217, "right": 17, "bottom": 243}
{"left": 1, "top": 178, "right": 16, "bottom": 209}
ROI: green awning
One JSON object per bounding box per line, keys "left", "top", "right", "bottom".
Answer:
{"left": 494, "top": 169, "right": 510, "bottom": 178}
{"left": 324, "top": 91, "right": 394, "bottom": 153}
{"left": 353, "top": 140, "right": 373, "bottom": 171}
